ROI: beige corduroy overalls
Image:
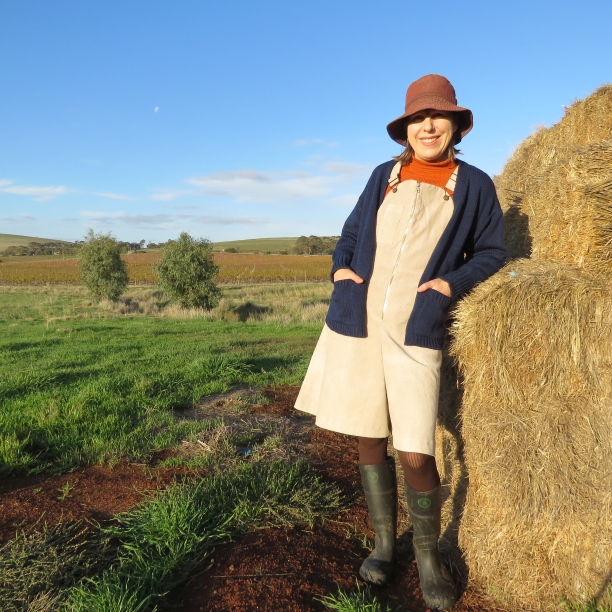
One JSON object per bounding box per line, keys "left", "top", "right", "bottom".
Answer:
{"left": 295, "top": 162, "right": 457, "bottom": 455}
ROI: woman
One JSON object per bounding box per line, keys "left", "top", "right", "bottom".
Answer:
{"left": 295, "top": 74, "right": 507, "bottom": 610}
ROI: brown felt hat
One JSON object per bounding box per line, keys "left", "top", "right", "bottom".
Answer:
{"left": 386, "top": 74, "right": 473, "bottom": 146}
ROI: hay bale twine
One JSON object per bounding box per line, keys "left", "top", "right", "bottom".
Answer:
{"left": 451, "top": 258, "right": 612, "bottom": 610}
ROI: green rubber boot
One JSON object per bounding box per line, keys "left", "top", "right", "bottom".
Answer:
{"left": 405, "top": 484, "right": 458, "bottom": 610}
{"left": 358, "top": 458, "right": 397, "bottom": 585}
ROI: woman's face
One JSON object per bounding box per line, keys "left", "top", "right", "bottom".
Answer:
{"left": 406, "top": 110, "right": 457, "bottom": 163}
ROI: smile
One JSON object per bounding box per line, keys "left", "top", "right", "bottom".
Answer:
{"left": 420, "top": 137, "right": 440, "bottom": 145}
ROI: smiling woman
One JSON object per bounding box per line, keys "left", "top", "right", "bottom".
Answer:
{"left": 294, "top": 74, "right": 507, "bottom": 611}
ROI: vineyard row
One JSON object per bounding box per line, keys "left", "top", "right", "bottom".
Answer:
{"left": 0, "top": 252, "right": 333, "bottom": 285}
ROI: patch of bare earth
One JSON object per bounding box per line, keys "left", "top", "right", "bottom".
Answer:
{"left": 0, "top": 463, "right": 194, "bottom": 542}
{"left": 0, "top": 386, "right": 503, "bottom": 611}
{"left": 177, "top": 387, "right": 502, "bottom": 612}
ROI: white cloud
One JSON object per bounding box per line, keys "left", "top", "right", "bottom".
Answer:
{"left": 81, "top": 210, "right": 127, "bottom": 219}
{"left": 186, "top": 162, "right": 369, "bottom": 204}
{"left": 321, "top": 161, "right": 369, "bottom": 177}
{"left": 150, "top": 189, "right": 192, "bottom": 201}
{"left": 0, "top": 181, "right": 67, "bottom": 201}
{"left": 92, "top": 192, "right": 135, "bottom": 201}
{"left": 144, "top": 159, "right": 372, "bottom": 207}
{"left": 79, "top": 211, "right": 265, "bottom": 227}
{"left": 0, "top": 214, "right": 36, "bottom": 222}
{"left": 188, "top": 170, "right": 329, "bottom": 202}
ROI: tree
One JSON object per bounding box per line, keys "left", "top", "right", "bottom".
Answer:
{"left": 292, "top": 235, "right": 339, "bottom": 255}
{"left": 78, "top": 229, "right": 129, "bottom": 301}
{"left": 153, "top": 232, "right": 221, "bottom": 309}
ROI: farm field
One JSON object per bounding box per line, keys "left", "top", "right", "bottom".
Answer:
{"left": 0, "top": 233, "right": 71, "bottom": 251}
{"left": 0, "top": 285, "right": 506, "bottom": 611}
{"left": 0, "top": 284, "right": 330, "bottom": 476}
{"left": 0, "top": 286, "right": 598, "bottom": 612}
{"left": 212, "top": 236, "right": 298, "bottom": 252}
{"left": 0, "top": 251, "right": 331, "bottom": 284}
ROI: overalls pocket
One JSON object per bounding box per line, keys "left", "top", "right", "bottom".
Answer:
{"left": 376, "top": 204, "right": 404, "bottom": 245}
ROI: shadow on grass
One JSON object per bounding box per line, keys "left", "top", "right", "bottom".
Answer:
{"left": 232, "top": 302, "right": 270, "bottom": 322}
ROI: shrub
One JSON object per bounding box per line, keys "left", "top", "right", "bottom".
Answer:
{"left": 78, "top": 230, "right": 128, "bottom": 302}
{"left": 153, "top": 232, "right": 221, "bottom": 309}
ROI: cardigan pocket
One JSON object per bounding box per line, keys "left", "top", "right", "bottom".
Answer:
{"left": 326, "top": 279, "right": 368, "bottom": 334}
{"left": 407, "top": 289, "right": 452, "bottom": 346}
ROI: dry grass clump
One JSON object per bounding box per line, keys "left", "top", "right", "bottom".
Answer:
{"left": 495, "top": 85, "right": 612, "bottom": 264}
{"left": 451, "top": 258, "right": 612, "bottom": 610}
{"left": 99, "top": 283, "right": 332, "bottom": 325}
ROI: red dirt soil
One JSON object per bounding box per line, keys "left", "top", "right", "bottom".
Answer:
{"left": 179, "top": 387, "right": 502, "bottom": 611}
{"left": 0, "top": 386, "right": 504, "bottom": 611}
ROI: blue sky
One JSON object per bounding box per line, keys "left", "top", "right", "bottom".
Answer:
{"left": 1, "top": 0, "right": 611, "bottom": 243}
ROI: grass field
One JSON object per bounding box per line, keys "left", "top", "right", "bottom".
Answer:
{"left": 212, "top": 236, "right": 297, "bottom": 252}
{"left": 0, "top": 251, "right": 332, "bottom": 284}
{"left": 0, "top": 284, "right": 603, "bottom": 612}
{"left": 0, "top": 282, "right": 353, "bottom": 611}
{"left": 0, "top": 283, "right": 330, "bottom": 477}
{"left": 0, "top": 233, "right": 72, "bottom": 251}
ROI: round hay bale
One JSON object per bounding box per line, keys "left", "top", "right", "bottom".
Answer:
{"left": 451, "top": 259, "right": 612, "bottom": 610}
{"left": 495, "top": 84, "right": 612, "bottom": 263}
{"left": 528, "top": 140, "right": 612, "bottom": 271}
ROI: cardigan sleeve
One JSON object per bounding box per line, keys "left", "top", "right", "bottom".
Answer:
{"left": 330, "top": 166, "right": 380, "bottom": 281}
{"left": 330, "top": 160, "right": 396, "bottom": 282}
{"left": 331, "top": 202, "right": 361, "bottom": 280}
{"left": 440, "top": 176, "right": 508, "bottom": 297}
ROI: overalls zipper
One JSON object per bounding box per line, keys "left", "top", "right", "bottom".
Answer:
{"left": 382, "top": 182, "right": 421, "bottom": 317}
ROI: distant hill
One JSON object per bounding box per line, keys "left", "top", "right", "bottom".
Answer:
{"left": 0, "top": 233, "right": 74, "bottom": 251}
{"left": 212, "top": 237, "right": 297, "bottom": 252}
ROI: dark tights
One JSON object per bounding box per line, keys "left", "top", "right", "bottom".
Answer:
{"left": 358, "top": 436, "right": 440, "bottom": 493}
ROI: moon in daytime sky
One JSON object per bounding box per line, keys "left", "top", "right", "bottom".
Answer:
{"left": 154, "top": 106, "right": 159, "bottom": 113}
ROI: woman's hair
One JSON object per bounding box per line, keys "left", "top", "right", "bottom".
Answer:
{"left": 393, "top": 115, "right": 462, "bottom": 164}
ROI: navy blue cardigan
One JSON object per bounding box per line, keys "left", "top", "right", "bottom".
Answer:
{"left": 326, "top": 159, "right": 507, "bottom": 349}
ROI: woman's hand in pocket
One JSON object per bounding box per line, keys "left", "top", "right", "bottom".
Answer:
{"left": 417, "top": 278, "right": 451, "bottom": 297}
{"left": 333, "top": 268, "right": 364, "bottom": 284}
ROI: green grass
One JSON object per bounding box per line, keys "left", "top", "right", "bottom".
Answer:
{"left": 0, "top": 233, "right": 71, "bottom": 251}
{"left": 0, "top": 461, "right": 345, "bottom": 612}
{"left": 0, "top": 286, "right": 321, "bottom": 476}
{"left": 0, "top": 522, "right": 114, "bottom": 612}
{"left": 212, "top": 237, "right": 297, "bottom": 252}
{"left": 317, "top": 581, "right": 394, "bottom": 611}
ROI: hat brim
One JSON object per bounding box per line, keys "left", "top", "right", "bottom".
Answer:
{"left": 386, "top": 95, "right": 473, "bottom": 146}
